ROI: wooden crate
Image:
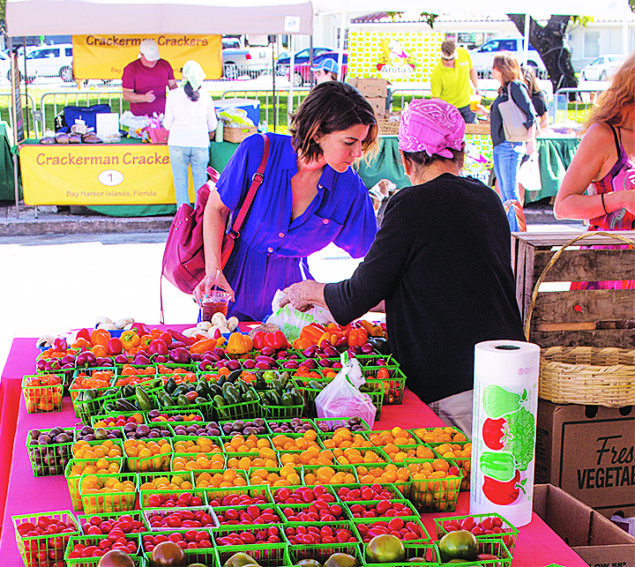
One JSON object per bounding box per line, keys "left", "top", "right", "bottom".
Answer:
{"left": 464, "top": 122, "right": 490, "bottom": 135}
{"left": 512, "top": 230, "right": 635, "bottom": 348}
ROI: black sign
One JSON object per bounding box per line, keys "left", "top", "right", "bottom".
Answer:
{"left": 10, "top": 53, "right": 25, "bottom": 144}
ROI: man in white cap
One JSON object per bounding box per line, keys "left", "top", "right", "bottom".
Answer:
{"left": 122, "top": 38, "right": 177, "bottom": 116}
{"left": 312, "top": 58, "right": 339, "bottom": 84}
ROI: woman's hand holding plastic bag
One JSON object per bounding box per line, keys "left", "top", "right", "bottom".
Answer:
{"left": 315, "top": 352, "right": 377, "bottom": 429}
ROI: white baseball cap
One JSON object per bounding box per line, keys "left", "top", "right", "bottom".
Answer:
{"left": 139, "top": 39, "right": 160, "bottom": 62}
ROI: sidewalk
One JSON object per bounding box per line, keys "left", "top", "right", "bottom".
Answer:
{"left": 0, "top": 198, "right": 580, "bottom": 237}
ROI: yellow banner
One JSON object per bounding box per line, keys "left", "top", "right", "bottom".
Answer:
{"left": 348, "top": 30, "right": 444, "bottom": 82}
{"left": 20, "top": 144, "right": 187, "bottom": 206}
{"left": 72, "top": 34, "right": 222, "bottom": 80}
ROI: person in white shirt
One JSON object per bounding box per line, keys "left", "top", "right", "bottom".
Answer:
{"left": 164, "top": 60, "right": 218, "bottom": 208}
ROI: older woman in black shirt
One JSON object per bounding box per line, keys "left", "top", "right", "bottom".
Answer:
{"left": 281, "top": 99, "right": 524, "bottom": 435}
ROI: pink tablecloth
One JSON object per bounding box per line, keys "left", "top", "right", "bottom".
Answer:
{"left": 0, "top": 334, "right": 587, "bottom": 567}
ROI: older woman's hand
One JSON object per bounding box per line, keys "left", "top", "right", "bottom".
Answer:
{"left": 281, "top": 280, "right": 327, "bottom": 312}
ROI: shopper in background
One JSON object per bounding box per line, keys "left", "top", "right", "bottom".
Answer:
{"left": 490, "top": 52, "right": 536, "bottom": 231}
{"left": 312, "top": 58, "right": 338, "bottom": 84}
{"left": 430, "top": 39, "right": 479, "bottom": 124}
{"left": 523, "top": 66, "right": 548, "bottom": 131}
{"left": 281, "top": 99, "right": 525, "bottom": 434}
{"left": 122, "top": 39, "right": 177, "bottom": 116}
{"left": 164, "top": 60, "right": 218, "bottom": 208}
{"left": 192, "top": 81, "right": 379, "bottom": 322}
{"left": 554, "top": 53, "right": 635, "bottom": 290}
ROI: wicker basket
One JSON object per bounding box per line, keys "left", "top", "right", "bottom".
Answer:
{"left": 539, "top": 346, "right": 635, "bottom": 407}
{"left": 524, "top": 231, "right": 635, "bottom": 407}
{"left": 377, "top": 113, "right": 401, "bottom": 135}
{"left": 224, "top": 126, "right": 257, "bottom": 143}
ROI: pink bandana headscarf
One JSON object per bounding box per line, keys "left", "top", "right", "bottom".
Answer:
{"left": 398, "top": 99, "right": 465, "bottom": 158}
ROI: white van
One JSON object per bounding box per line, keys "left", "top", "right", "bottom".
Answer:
{"left": 19, "top": 43, "right": 74, "bottom": 82}
{"left": 469, "top": 37, "right": 546, "bottom": 76}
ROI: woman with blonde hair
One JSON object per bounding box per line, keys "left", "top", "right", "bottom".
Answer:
{"left": 490, "top": 52, "right": 536, "bottom": 231}
{"left": 554, "top": 52, "right": 635, "bottom": 289}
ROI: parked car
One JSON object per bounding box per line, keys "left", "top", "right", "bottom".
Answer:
{"left": 222, "top": 37, "right": 270, "bottom": 80}
{"left": 580, "top": 54, "right": 625, "bottom": 81}
{"left": 469, "top": 37, "right": 546, "bottom": 76}
{"left": 287, "top": 51, "right": 348, "bottom": 87}
{"left": 276, "top": 47, "right": 334, "bottom": 68}
{"left": 20, "top": 43, "right": 74, "bottom": 82}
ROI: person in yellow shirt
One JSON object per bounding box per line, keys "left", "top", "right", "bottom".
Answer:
{"left": 430, "top": 40, "right": 479, "bottom": 124}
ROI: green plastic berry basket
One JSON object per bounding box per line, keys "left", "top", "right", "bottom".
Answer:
{"left": 69, "top": 367, "right": 117, "bottom": 400}
{"left": 124, "top": 437, "right": 174, "bottom": 473}
{"left": 213, "top": 395, "right": 262, "bottom": 421}
{"left": 363, "top": 542, "right": 439, "bottom": 567}
{"left": 212, "top": 523, "right": 284, "bottom": 546}
{"left": 300, "top": 464, "right": 359, "bottom": 487}
{"left": 137, "top": 470, "right": 195, "bottom": 507}
{"left": 212, "top": 503, "right": 285, "bottom": 526}
{"left": 354, "top": 354, "right": 396, "bottom": 367}
{"left": 262, "top": 399, "right": 304, "bottom": 420}
{"left": 214, "top": 541, "right": 290, "bottom": 567}
{"left": 341, "top": 498, "right": 420, "bottom": 521}
{"left": 248, "top": 466, "right": 303, "bottom": 488}
{"left": 334, "top": 446, "right": 390, "bottom": 466}
{"left": 282, "top": 519, "right": 360, "bottom": 545}
{"left": 410, "top": 425, "right": 470, "bottom": 444}
{"left": 13, "top": 510, "right": 80, "bottom": 567}
{"left": 205, "top": 483, "right": 273, "bottom": 506}
{"left": 277, "top": 501, "right": 346, "bottom": 523}
{"left": 21, "top": 373, "right": 64, "bottom": 413}
{"left": 78, "top": 472, "right": 138, "bottom": 515}
{"left": 76, "top": 509, "right": 149, "bottom": 534}
{"left": 90, "top": 411, "right": 146, "bottom": 429}
{"left": 434, "top": 513, "right": 518, "bottom": 554}
{"left": 266, "top": 417, "right": 317, "bottom": 434}
{"left": 122, "top": 421, "right": 174, "bottom": 440}
{"left": 71, "top": 437, "right": 125, "bottom": 460}
{"left": 65, "top": 533, "right": 141, "bottom": 566}
{"left": 192, "top": 468, "right": 249, "bottom": 491}
{"left": 353, "top": 515, "right": 430, "bottom": 544}
{"left": 313, "top": 417, "right": 372, "bottom": 434}
{"left": 65, "top": 457, "right": 124, "bottom": 511}
{"left": 269, "top": 484, "right": 338, "bottom": 504}
{"left": 225, "top": 450, "right": 279, "bottom": 469}
{"left": 353, "top": 462, "right": 412, "bottom": 496}
{"left": 430, "top": 442, "right": 472, "bottom": 491}
{"left": 274, "top": 448, "right": 335, "bottom": 468}
{"left": 147, "top": 408, "right": 205, "bottom": 424}
{"left": 365, "top": 369, "right": 407, "bottom": 405}
{"left": 172, "top": 434, "right": 224, "bottom": 453}
{"left": 269, "top": 431, "right": 325, "bottom": 451}
{"left": 26, "top": 426, "right": 75, "bottom": 477}
{"left": 158, "top": 397, "right": 216, "bottom": 421}
{"left": 287, "top": 542, "right": 364, "bottom": 565}
{"left": 143, "top": 505, "right": 217, "bottom": 531}
{"left": 367, "top": 429, "right": 419, "bottom": 446}
{"left": 171, "top": 450, "right": 227, "bottom": 472}
{"left": 333, "top": 483, "right": 407, "bottom": 502}
{"left": 404, "top": 458, "right": 462, "bottom": 513}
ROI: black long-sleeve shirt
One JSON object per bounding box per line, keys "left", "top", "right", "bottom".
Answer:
{"left": 490, "top": 80, "right": 536, "bottom": 147}
{"left": 324, "top": 174, "right": 525, "bottom": 404}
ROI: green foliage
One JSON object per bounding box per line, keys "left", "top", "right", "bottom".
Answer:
{"left": 505, "top": 407, "right": 535, "bottom": 471}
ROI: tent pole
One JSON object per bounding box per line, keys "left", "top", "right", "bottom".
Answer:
{"left": 522, "top": 13, "right": 530, "bottom": 67}
{"left": 337, "top": 12, "right": 346, "bottom": 81}
{"left": 288, "top": 35, "right": 295, "bottom": 127}
{"left": 8, "top": 36, "right": 19, "bottom": 217}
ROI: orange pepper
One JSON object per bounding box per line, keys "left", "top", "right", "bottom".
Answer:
{"left": 292, "top": 336, "right": 313, "bottom": 350}
{"left": 90, "top": 344, "right": 107, "bottom": 357}
{"left": 72, "top": 337, "right": 92, "bottom": 350}
{"left": 300, "top": 323, "right": 326, "bottom": 345}
{"left": 90, "top": 328, "right": 111, "bottom": 348}
{"left": 190, "top": 338, "right": 218, "bottom": 354}
{"left": 226, "top": 333, "right": 253, "bottom": 355}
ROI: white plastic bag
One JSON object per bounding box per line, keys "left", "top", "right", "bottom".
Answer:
{"left": 518, "top": 153, "right": 541, "bottom": 192}
{"left": 266, "top": 290, "right": 334, "bottom": 342}
{"left": 315, "top": 353, "right": 377, "bottom": 429}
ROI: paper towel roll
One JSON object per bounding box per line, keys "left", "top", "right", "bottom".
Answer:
{"left": 469, "top": 340, "right": 540, "bottom": 527}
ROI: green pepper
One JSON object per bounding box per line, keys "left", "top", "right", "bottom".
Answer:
{"left": 480, "top": 451, "right": 517, "bottom": 482}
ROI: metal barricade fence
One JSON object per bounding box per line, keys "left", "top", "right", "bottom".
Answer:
{"left": 0, "top": 92, "right": 39, "bottom": 139}
{"left": 553, "top": 87, "right": 605, "bottom": 125}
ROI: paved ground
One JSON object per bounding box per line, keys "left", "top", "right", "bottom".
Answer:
{"left": 0, "top": 200, "right": 584, "bottom": 373}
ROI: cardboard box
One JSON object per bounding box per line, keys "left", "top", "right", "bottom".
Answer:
{"left": 366, "top": 97, "right": 387, "bottom": 119}
{"left": 349, "top": 77, "right": 388, "bottom": 98}
{"left": 535, "top": 401, "right": 635, "bottom": 519}
{"left": 534, "top": 484, "right": 635, "bottom": 567}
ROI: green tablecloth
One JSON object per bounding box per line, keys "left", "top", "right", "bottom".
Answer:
{"left": 0, "top": 122, "right": 21, "bottom": 202}
{"left": 355, "top": 137, "right": 410, "bottom": 190}
{"left": 534, "top": 137, "right": 581, "bottom": 202}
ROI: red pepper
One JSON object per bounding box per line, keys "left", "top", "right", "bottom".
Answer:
{"left": 159, "top": 331, "right": 172, "bottom": 346}
{"left": 139, "top": 334, "right": 153, "bottom": 349}
{"left": 252, "top": 331, "right": 267, "bottom": 351}
{"left": 264, "top": 331, "right": 289, "bottom": 350}
{"left": 76, "top": 328, "right": 91, "bottom": 342}
{"left": 347, "top": 327, "right": 368, "bottom": 348}
{"left": 107, "top": 337, "right": 123, "bottom": 356}
{"left": 168, "top": 328, "right": 197, "bottom": 346}
{"left": 149, "top": 339, "right": 169, "bottom": 356}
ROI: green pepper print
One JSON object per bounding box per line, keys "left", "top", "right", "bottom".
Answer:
{"left": 480, "top": 451, "right": 517, "bottom": 482}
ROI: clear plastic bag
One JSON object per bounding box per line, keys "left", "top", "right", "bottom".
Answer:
{"left": 266, "top": 290, "right": 334, "bottom": 341}
{"left": 315, "top": 354, "right": 376, "bottom": 429}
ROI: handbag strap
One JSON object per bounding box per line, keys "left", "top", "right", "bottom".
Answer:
{"left": 227, "top": 133, "right": 270, "bottom": 241}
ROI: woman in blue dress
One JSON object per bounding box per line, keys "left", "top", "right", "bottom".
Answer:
{"left": 192, "top": 82, "right": 379, "bottom": 321}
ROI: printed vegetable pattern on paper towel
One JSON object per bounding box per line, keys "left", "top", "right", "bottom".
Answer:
{"left": 480, "top": 384, "right": 535, "bottom": 505}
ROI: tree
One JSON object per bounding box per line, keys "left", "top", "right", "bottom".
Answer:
{"left": 507, "top": 14, "right": 577, "bottom": 94}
